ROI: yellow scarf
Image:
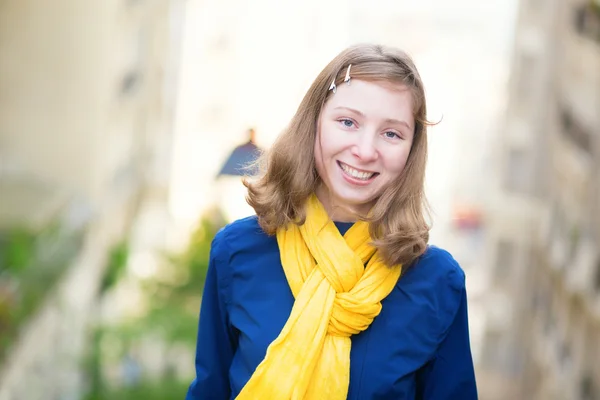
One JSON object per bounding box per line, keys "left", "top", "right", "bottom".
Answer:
{"left": 236, "top": 195, "right": 402, "bottom": 400}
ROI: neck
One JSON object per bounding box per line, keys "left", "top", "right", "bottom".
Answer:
{"left": 314, "top": 185, "right": 371, "bottom": 223}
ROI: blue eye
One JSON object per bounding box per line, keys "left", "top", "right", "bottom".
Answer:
{"left": 384, "top": 131, "right": 400, "bottom": 139}
{"left": 339, "top": 119, "right": 355, "bottom": 128}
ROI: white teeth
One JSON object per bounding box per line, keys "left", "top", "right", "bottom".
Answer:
{"left": 339, "top": 162, "right": 375, "bottom": 180}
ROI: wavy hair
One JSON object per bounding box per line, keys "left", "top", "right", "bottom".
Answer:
{"left": 244, "top": 43, "right": 433, "bottom": 267}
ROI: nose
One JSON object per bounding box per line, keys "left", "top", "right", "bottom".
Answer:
{"left": 350, "top": 131, "right": 378, "bottom": 162}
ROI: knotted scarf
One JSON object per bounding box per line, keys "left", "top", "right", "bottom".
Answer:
{"left": 236, "top": 194, "right": 402, "bottom": 399}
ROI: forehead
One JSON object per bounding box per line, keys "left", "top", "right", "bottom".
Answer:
{"left": 324, "top": 79, "right": 414, "bottom": 124}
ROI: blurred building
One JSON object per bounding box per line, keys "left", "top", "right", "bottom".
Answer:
{"left": 0, "top": 0, "right": 183, "bottom": 398}
{"left": 481, "top": 0, "right": 600, "bottom": 399}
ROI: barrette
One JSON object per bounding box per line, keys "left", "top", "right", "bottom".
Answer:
{"left": 344, "top": 64, "right": 352, "bottom": 85}
{"left": 329, "top": 78, "right": 337, "bottom": 93}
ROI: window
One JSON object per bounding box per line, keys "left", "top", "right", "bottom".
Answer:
{"left": 594, "top": 256, "right": 600, "bottom": 292}
{"left": 580, "top": 374, "right": 596, "bottom": 400}
{"left": 558, "top": 340, "right": 572, "bottom": 371}
{"left": 515, "top": 54, "right": 537, "bottom": 112}
{"left": 504, "top": 148, "right": 532, "bottom": 194}
{"left": 568, "top": 224, "right": 581, "bottom": 260}
{"left": 576, "top": 5, "right": 587, "bottom": 33}
{"left": 558, "top": 105, "right": 592, "bottom": 156}
{"left": 543, "top": 300, "right": 555, "bottom": 337}
{"left": 119, "top": 28, "right": 147, "bottom": 97}
{"left": 494, "top": 240, "right": 516, "bottom": 285}
{"left": 574, "top": 2, "right": 600, "bottom": 43}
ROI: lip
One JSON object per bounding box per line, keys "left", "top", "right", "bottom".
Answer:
{"left": 337, "top": 161, "right": 379, "bottom": 186}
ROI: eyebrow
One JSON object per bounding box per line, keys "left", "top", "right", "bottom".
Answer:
{"left": 333, "top": 106, "right": 412, "bottom": 130}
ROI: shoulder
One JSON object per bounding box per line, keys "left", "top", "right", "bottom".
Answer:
{"left": 214, "top": 215, "right": 264, "bottom": 241}
{"left": 410, "top": 245, "right": 465, "bottom": 291}
{"left": 398, "top": 245, "right": 466, "bottom": 340}
{"left": 211, "top": 215, "right": 275, "bottom": 258}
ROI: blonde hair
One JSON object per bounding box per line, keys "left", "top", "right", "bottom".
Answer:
{"left": 244, "top": 43, "right": 433, "bottom": 267}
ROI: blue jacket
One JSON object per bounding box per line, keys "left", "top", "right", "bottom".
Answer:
{"left": 186, "top": 216, "right": 478, "bottom": 399}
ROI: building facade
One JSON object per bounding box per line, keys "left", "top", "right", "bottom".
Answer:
{"left": 482, "top": 0, "right": 600, "bottom": 398}
{"left": 0, "top": 0, "right": 183, "bottom": 398}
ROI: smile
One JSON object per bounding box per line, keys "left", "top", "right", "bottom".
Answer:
{"left": 337, "top": 161, "right": 379, "bottom": 181}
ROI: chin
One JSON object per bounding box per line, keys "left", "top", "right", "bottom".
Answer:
{"left": 336, "top": 192, "right": 378, "bottom": 208}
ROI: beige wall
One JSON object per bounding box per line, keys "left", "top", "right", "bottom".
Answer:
{"left": 0, "top": 0, "right": 178, "bottom": 207}
{"left": 0, "top": 0, "right": 114, "bottom": 199}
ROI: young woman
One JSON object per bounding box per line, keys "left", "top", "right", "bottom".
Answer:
{"left": 186, "top": 43, "right": 478, "bottom": 400}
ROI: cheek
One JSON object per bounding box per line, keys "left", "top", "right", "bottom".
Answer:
{"left": 318, "top": 119, "right": 348, "bottom": 153}
{"left": 314, "top": 132, "right": 327, "bottom": 179}
{"left": 315, "top": 135, "right": 338, "bottom": 166}
{"left": 314, "top": 144, "right": 323, "bottom": 172}
{"left": 385, "top": 147, "right": 411, "bottom": 174}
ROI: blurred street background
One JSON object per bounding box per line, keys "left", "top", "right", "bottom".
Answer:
{"left": 0, "top": 0, "right": 599, "bottom": 399}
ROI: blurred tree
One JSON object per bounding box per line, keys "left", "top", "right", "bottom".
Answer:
{"left": 0, "top": 221, "right": 83, "bottom": 362}
{"left": 83, "top": 207, "right": 227, "bottom": 400}
{"left": 132, "top": 207, "right": 226, "bottom": 345}
{"left": 84, "top": 377, "right": 190, "bottom": 400}
{"left": 0, "top": 228, "right": 36, "bottom": 275}
{"left": 99, "top": 240, "right": 129, "bottom": 295}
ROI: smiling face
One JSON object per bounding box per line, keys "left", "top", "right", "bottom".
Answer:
{"left": 314, "top": 79, "right": 415, "bottom": 221}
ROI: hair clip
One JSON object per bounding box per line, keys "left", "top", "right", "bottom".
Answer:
{"left": 344, "top": 64, "right": 352, "bottom": 85}
{"left": 329, "top": 78, "right": 337, "bottom": 93}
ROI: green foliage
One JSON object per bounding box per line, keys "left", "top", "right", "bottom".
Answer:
{"left": 82, "top": 209, "right": 226, "bottom": 399}
{"left": 99, "top": 240, "right": 129, "bottom": 295}
{"left": 82, "top": 327, "right": 105, "bottom": 399}
{"left": 0, "top": 228, "right": 36, "bottom": 275}
{"left": 84, "top": 378, "right": 190, "bottom": 400}
{"left": 134, "top": 210, "right": 226, "bottom": 345}
{"left": 0, "top": 221, "right": 83, "bottom": 361}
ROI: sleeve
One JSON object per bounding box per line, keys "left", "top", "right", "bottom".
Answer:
{"left": 416, "top": 288, "right": 478, "bottom": 400}
{"left": 186, "top": 230, "right": 237, "bottom": 400}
